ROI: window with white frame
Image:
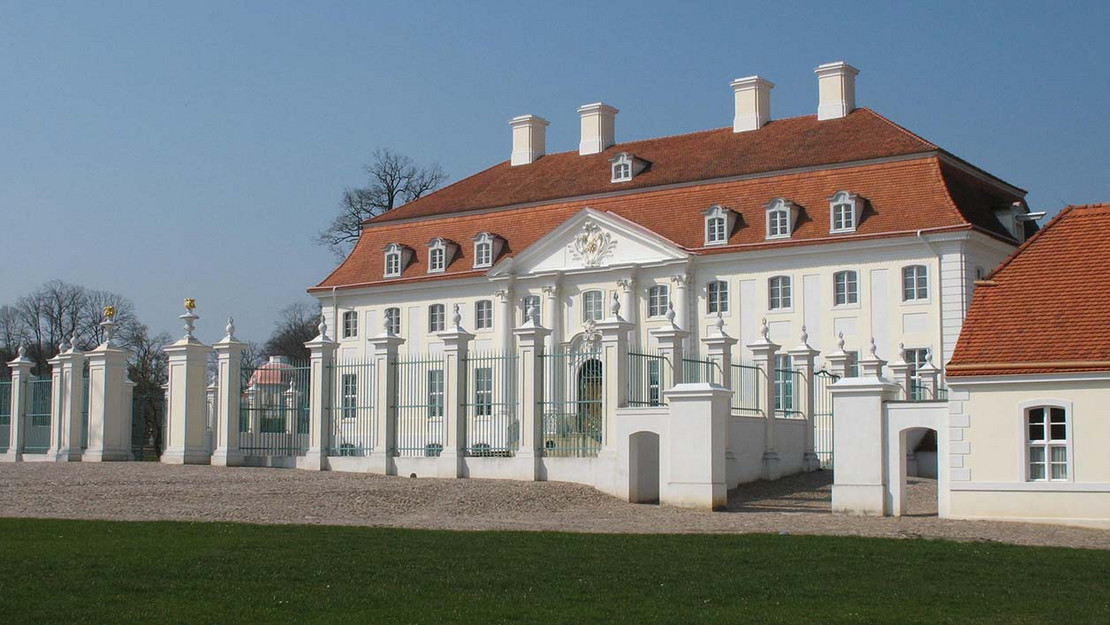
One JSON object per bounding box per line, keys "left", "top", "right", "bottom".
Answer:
{"left": 342, "top": 311, "right": 358, "bottom": 338}
{"left": 475, "top": 300, "right": 493, "bottom": 330}
{"left": 428, "top": 304, "right": 446, "bottom": 333}
{"left": 473, "top": 233, "right": 495, "bottom": 269}
{"left": 384, "top": 307, "right": 401, "bottom": 335}
{"left": 765, "top": 198, "right": 797, "bottom": 239}
{"left": 903, "top": 347, "right": 929, "bottom": 399}
{"left": 703, "top": 205, "right": 732, "bottom": 245}
{"left": 902, "top": 265, "right": 928, "bottom": 301}
{"left": 768, "top": 276, "right": 792, "bottom": 310}
{"left": 474, "top": 367, "right": 493, "bottom": 417}
{"left": 648, "top": 285, "right": 670, "bottom": 317}
{"left": 428, "top": 246, "right": 446, "bottom": 273}
{"left": 521, "top": 295, "right": 541, "bottom": 325}
{"left": 773, "top": 354, "right": 795, "bottom": 413}
{"left": 384, "top": 245, "right": 402, "bottom": 278}
{"left": 1027, "top": 405, "right": 1069, "bottom": 481}
{"left": 611, "top": 153, "right": 633, "bottom": 182}
{"left": 829, "top": 191, "right": 862, "bottom": 233}
{"left": 707, "top": 280, "right": 729, "bottom": 314}
{"left": 845, "top": 351, "right": 859, "bottom": 378}
{"left": 341, "top": 373, "right": 357, "bottom": 419}
{"left": 427, "top": 370, "right": 444, "bottom": 419}
{"left": 834, "top": 270, "right": 859, "bottom": 306}
{"left": 582, "top": 290, "right": 604, "bottom": 322}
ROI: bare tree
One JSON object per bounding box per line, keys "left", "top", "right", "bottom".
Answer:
{"left": 263, "top": 301, "right": 321, "bottom": 363}
{"left": 315, "top": 148, "right": 447, "bottom": 256}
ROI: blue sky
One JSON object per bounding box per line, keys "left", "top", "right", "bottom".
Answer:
{"left": 2, "top": 1, "right": 1107, "bottom": 342}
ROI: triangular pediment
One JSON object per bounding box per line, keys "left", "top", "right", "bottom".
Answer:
{"left": 489, "top": 208, "right": 688, "bottom": 276}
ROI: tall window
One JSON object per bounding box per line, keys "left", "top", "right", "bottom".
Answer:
{"left": 834, "top": 270, "right": 859, "bottom": 306}
{"left": 582, "top": 290, "right": 604, "bottom": 322}
{"left": 902, "top": 265, "right": 928, "bottom": 301}
{"left": 428, "top": 247, "right": 446, "bottom": 273}
{"left": 648, "top": 285, "right": 670, "bottom": 317}
{"left": 341, "top": 373, "right": 357, "bottom": 419}
{"left": 903, "top": 348, "right": 929, "bottom": 399}
{"left": 384, "top": 249, "right": 402, "bottom": 278}
{"left": 707, "top": 216, "right": 726, "bottom": 244}
{"left": 384, "top": 307, "right": 401, "bottom": 335}
{"left": 768, "top": 276, "right": 792, "bottom": 310}
{"left": 767, "top": 209, "right": 790, "bottom": 238}
{"left": 342, "top": 311, "right": 358, "bottom": 338}
{"left": 521, "top": 295, "right": 541, "bottom": 324}
{"left": 707, "top": 280, "right": 729, "bottom": 314}
{"left": 428, "top": 304, "right": 446, "bottom": 333}
{"left": 475, "top": 300, "right": 493, "bottom": 330}
{"left": 427, "top": 370, "right": 444, "bottom": 418}
{"left": 774, "top": 354, "right": 794, "bottom": 413}
{"left": 474, "top": 367, "right": 493, "bottom": 417}
{"left": 1027, "top": 406, "right": 1068, "bottom": 481}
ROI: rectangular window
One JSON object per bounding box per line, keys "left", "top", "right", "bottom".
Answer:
{"left": 902, "top": 265, "right": 928, "bottom": 301}
{"left": 1028, "top": 406, "right": 1068, "bottom": 481}
{"left": 769, "top": 276, "right": 792, "bottom": 310}
{"left": 648, "top": 359, "right": 661, "bottom": 406}
{"left": 707, "top": 281, "right": 729, "bottom": 314}
{"left": 474, "top": 367, "right": 493, "bottom": 417}
{"left": 429, "top": 247, "right": 445, "bottom": 272}
{"left": 583, "top": 291, "right": 604, "bottom": 322}
{"left": 427, "top": 369, "right": 444, "bottom": 419}
{"left": 475, "top": 300, "right": 493, "bottom": 330}
{"left": 428, "top": 304, "right": 445, "bottom": 333}
{"left": 834, "top": 271, "right": 859, "bottom": 306}
{"left": 342, "top": 311, "right": 358, "bottom": 338}
{"left": 774, "top": 354, "right": 794, "bottom": 412}
{"left": 768, "top": 210, "right": 789, "bottom": 237}
{"left": 846, "top": 351, "right": 860, "bottom": 378}
{"left": 832, "top": 203, "right": 855, "bottom": 231}
{"left": 475, "top": 242, "right": 492, "bottom": 267}
{"left": 904, "top": 348, "right": 929, "bottom": 399}
{"left": 648, "top": 285, "right": 670, "bottom": 317}
{"left": 384, "top": 307, "right": 401, "bottom": 335}
{"left": 521, "top": 295, "right": 541, "bottom": 325}
{"left": 341, "top": 373, "right": 357, "bottom": 419}
{"left": 385, "top": 252, "right": 401, "bottom": 277}
{"left": 707, "top": 217, "right": 727, "bottom": 244}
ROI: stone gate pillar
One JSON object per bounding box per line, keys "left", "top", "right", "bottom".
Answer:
{"left": 162, "top": 301, "right": 212, "bottom": 465}
{"left": 662, "top": 383, "right": 730, "bottom": 510}
{"left": 212, "top": 318, "right": 247, "bottom": 467}
{"left": 48, "top": 339, "right": 85, "bottom": 461}
{"left": 788, "top": 327, "right": 820, "bottom": 472}
{"left": 85, "top": 317, "right": 134, "bottom": 462}
{"left": 747, "top": 318, "right": 781, "bottom": 480}
{"left": 368, "top": 327, "right": 404, "bottom": 476}
{"left": 830, "top": 376, "right": 900, "bottom": 515}
{"left": 650, "top": 302, "right": 689, "bottom": 387}
{"left": 596, "top": 293, "right": 633, "bottom": 452}
{"left": 437, "top": 305, "right": 474, "bottom": 479}
{"left": 3, "top": 348, "right": 34, "bottom": 462}
{"left": 513, "top": 311, "right": 550, "bottom": 481}
{"left": 301, "top": 316, "right": 338, "bottom": 471}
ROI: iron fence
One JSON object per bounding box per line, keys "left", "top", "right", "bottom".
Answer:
{"left": 813, "top": 370, "right": 839, "bottom": 469}
{"left": 326, "top": 359, "right": 375, "bottom": 457}
{"left": 774, "top": 367, "right": 804, "bottom": 418}
{"left": 131, "top": 391, "right": 166, "bottom": 460}
{"left": 239, "top": 359, "right": 310, "bottom": 456}
{"left": 682, "top": 351, "right": 717, "bottom": 384}
{"left": 730, "top": 363, "right": 762, "bottom": 416}
{"left": 539, "top": 348, "right": 603, "bottom": 457}
{"left": 0, "top": 380, "right": 10, "bottom": 453}
{"left": 393, "top": 354, "right": 446, "bottom": 457}
{"left": 23, "top": 377, "right": 52, "bottom": 454}
{"left": 80, "top": 366, "right": 89, "bottom": 451}
{"left": 463, "top": 351, "right": 518, "bottom": 456}
{"left": 627, "top": 350, "right": 666, "bottom": 407}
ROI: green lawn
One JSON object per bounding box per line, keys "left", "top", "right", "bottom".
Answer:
{"left": 1, "top": 519, "right": 1108, "bottom": 624}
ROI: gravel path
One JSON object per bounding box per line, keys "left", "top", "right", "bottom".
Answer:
{"left": 1, "top": 463, "right": 1107, "bottom": 550}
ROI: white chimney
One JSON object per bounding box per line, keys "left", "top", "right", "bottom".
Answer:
{"left": 815, "top": 61, "right": 860, "bottom": 120}
{"left": 577, "top": 102, "right": 618, "bottom": 155}
{"left": 510, "top": 114, "right": 549, "bottom": 166}
{"left": 730, "top": 76, "right": 774, "bottom": 132}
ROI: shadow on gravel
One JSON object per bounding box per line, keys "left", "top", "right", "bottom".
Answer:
{"left": 726, "top": 470, "right": 834, "bottom": 514}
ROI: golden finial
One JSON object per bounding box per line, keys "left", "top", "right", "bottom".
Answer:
{"left": 103, "top": 305, "right": 116, "bottom": 319}
{"left": 184, "top": 298, "right": 196, "bottom": 312}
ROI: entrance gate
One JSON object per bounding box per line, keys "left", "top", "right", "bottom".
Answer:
{"left": 813, "top": 370, "right": 839, "bottom": 469}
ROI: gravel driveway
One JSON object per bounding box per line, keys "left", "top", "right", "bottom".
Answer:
{"left": 1, "top": 462, "right": 1107, "bottom": 550}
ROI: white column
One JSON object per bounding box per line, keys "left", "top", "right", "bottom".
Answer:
{"left": 617, "top": 275, "right": 638, "bottom": 349}
{"left": 747, "top": 318, "right": 781, "bottom": 480}
{"left": 543, "top": 278, "right": 562, "bottom": 352}
{"left": 671, "top": 273, "right": 691, "bottom": 348}
{"left": 701, "top": 314, "right": 738, "bottom": 389}
{"left": 596, "top": 293, "right": 633, "bottom": 452}
{"left": 46, "top": 350, "right": 65, "bottom": 460}
{"left": 212, "top": 318, "right": 247, "bottom": 467}
{"left": 301, "top": 317, "right": 338, "bottom": 471}
{"left": 437, "top": 305, "right": 474, "bottom": 478}
{"left": 661, "top": 383, "right": 730, "bottom": 510}
{"left": 3, "top": 348, "right": 34, "bottom": 461}
{"left": 51, "top": 342, "right": 85, "bottom": 461}
{"left": 368, "top": 331, "right": 405, "bottom": 475}
{"left": 513, "top": 315, "right": 550, "bottom": 481}
{"left": 495, "top": 282, "right": 515, "bottom": 354}
{"left": 85, "top": 330, "right": 134, "bottom": 462}
{"left": 788, "top": 327, "right": 820, "bottom": 472}
{"left": 161, "top": 306, "right": 211, "bottom": 465}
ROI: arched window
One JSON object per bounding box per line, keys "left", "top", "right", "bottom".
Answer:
{"left": 902, "top": 265, "right": 928, "bottom": 301}
{"left": 703, "top": 205, "right": 733, "bottom": 245}
{"left": 342, "top": 311, "right": 358, "bottom": 338}
{"left": 1026, "top": 404, "right": 1070, "bottom": 481}
{"left": 428, "top": 303, "right": 446, "bottom": 333}
{"left": 384, "top": 244, "right": 403, "bottom": 278}
{"left": 473, "top": 232, "right": 497, "bottom": 269}
{"left": 648, "top": 285, "right": 669, "bottom": 317}
{"left": 833, "top": 270, "right": 859, "bottom": 306}
{"left": 765, "top": 198, "right": 798, "bottom": 239}
{"left": 768, "top": 276, "right": 792, "bottom": 310}
{"left": 384, "top": 307, "right": 401, "bottom": 336}
{"left": 582, "top": 290, "right": 604, "bottom": 322}
{"left": 829, "top": 190, "right": 863, "bottom": 233}
{"left": 611, "top": 153, "right": 633, "bottom": 182}
{"left": 707, "top": 280, "right": 729, "bottom": 314}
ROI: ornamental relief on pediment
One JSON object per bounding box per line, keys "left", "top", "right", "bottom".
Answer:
{"left": 568, "top": 219, "right": 617, "bottom": 267}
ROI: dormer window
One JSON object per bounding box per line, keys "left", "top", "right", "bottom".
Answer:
{"left": 829, "top": 191, "right": 863, "bottom": 233}
{"left": 611, "top": 153, "right": 633, "bottom": 182}
{"left": 702, "top": 204, "right": 736, "bottom": 246}
{"left": 472, "top": 232, "right": 502, "bottom": 269}
{"left": 425, "top": 237, "right": 458, "bottom": 274}
{"left": 765, "top": 198, "right": 799, "bottom": 239}
{"left": 383, "top": 243, "right": 407, "bottom": 278}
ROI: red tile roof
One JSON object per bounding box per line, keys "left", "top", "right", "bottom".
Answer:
{"left": 947, "top": 203, "right": 1110, "bottom": 376}
{"left": 313, "top": 155, "right": 1022, "bottom": 291}
{"left": 368, "top": 108, "right": 943, "bottom": 223}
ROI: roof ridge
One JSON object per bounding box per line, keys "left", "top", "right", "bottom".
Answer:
{"left": 859, "top": 108, "right": 939, "bottom": 150}
{"left": 983, "top": 204, "right": 1075, "bottom": 280}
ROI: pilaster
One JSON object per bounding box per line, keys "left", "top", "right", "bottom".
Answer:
{"left": 746, "top": 318, "right": 781, "bottom": 480}
{"left": 513, "top": 317, "right": 551, "bottom": 481}
{"left": 787, "top": 327, "right": 820, "bottom": 471}
{"left": 437, "top": 306, "right": 474, "bottom": 478}
{"left": 368, "top": 331, "right": 405, "bottom": 475}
